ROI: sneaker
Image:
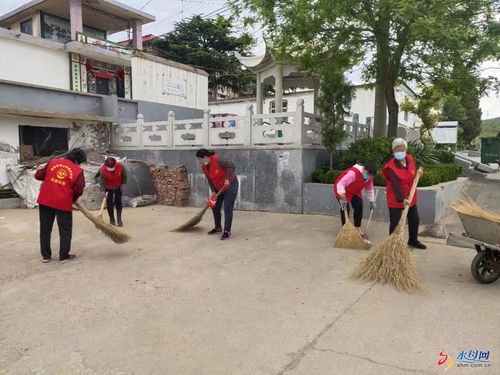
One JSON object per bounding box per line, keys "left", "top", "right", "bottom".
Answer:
{"left": 408, "top": 241, "right": 427, "bottom": 249}
{"left": 221, "top": 231, "right": 232, "bottom": 240}
{"left": 208, "top": 228, "right": 222, "bottom": 235}
{"left": 60, "top": 254, "right": 77, "bottom": 263}
{"left": 42, "top": 258, "right": 51, "bottom": 263}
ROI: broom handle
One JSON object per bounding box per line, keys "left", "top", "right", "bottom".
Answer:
{"left": 397, "top": 167, "right": 423, "bottom": 232}
{"left": 364, "top": 190, "right": 379, "bottom": 232}
{"left": 206, "top": 188, "right": 224, "bottom": 207}
{"left": 99, "top": 192, "right": 108, "bottom": 216}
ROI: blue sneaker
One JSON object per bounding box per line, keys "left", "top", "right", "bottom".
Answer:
{"left": 221, "top": 231, "right": 232, "bottom": 240}
{"left": 208, "top": 228, "right": 222, "bottom": 235}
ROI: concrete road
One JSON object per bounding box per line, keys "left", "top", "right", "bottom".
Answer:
{"left": 0, "top": 198, "right": 499, "bottom": 374}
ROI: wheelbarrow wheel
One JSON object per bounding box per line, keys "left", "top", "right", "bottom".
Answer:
{"left": 471, "top": 250, "right": 500, "bottom": 284}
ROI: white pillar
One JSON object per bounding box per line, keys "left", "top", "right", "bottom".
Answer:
{"left": 313, "top": 79, "right": 320, "bottom": 116}
{"left": 245, "top": 104, "right": 253, "bottom": 146}
{"left": 203, "top": 109, "right": 211, "bottom": 147}
{"left": 69, "top": 0, "right": 83, "bottom": 40}
{"left": 132, "top": 19, "right": 143, "bottom": 50}
{"left": 167, "top": 111, "right": 175, "bottom": 147}
{"left": 274, "top": 66, "right": 283, "bottom": 115}
{"left": 256, "top": 72, "right": 263, "bottom": 115}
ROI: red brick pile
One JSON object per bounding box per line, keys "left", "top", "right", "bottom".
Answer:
{"left": 151, "top": 165, "right": 190, "bottom": 206}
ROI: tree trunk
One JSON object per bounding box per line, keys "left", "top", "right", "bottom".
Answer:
{"left": 385, "top": 79, "right": 399, "bottom": 138}
{"left": 329, "top": 150, "right": 334, "bottom": 171}
{"left": 373, "top": 83, "right": 387, "bottom": 137}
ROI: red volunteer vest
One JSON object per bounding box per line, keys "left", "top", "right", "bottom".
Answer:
{"left": 382, "top": 154, "right": 417, "bottom": 208}
{"left": 101, "top": 162, "right": 123, "bottom": 189}
{"left": 202, "top": 155, "right": 234, "bottom": 191}
{"left": 37, "top": 158, "right": 83, "bottom": 212}
{"left": 333, "top": 167, "right": 373, "bottom": 202}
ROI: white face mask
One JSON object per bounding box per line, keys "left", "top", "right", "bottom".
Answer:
{"left": 106, "top": 167, "right": 115, "bottom": 172}
{"left": 204, "top": 161, "right": 209, "bottom": 165}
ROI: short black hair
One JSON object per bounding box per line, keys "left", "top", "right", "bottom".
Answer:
{"left": 65, "top": 148, "right": 87, "bottom": 164}
{"left": 363, "top": 161, "right": 378, "bottom": 176}
{"left": 196, "top": 148, "right": 214, "bottom": 158}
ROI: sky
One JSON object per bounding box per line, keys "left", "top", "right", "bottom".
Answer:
{"left": 0, "top": 0, "right": 499, "bottom": 119}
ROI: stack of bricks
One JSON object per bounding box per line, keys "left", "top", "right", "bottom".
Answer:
{"left": 151, "top": 165, "right": 190, "bottom": 206}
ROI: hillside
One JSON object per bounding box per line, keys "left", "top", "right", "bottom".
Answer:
{"left": 481, "top": 117, "right": 500, "bottom": 137}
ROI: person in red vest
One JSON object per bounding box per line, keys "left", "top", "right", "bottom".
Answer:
{"left": 196, "top": 149, "right": 238, "bottom": 240}
{"left": 382, "top": 138, "right": 426, "bottom": 249}
{"left": 95, "top": 157, "right": 127, "bottom": 227}
{"left": 35, "top": 148, "right": 87, "bottom": 263}
{"left": 333, "top": 161, "right": 377, "bottom": 239}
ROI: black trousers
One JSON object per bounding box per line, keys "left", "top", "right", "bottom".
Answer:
{"left": 339, "top": 195, "right": 363, "bottom": 228}
{"left": 389, "top": 205, "right": 420, "bottom": 243}
{"left": 212, "top": 179, "right": 239, "bottom": 232}
{"left": 39, "top": 204, "right": 73, "bottom": 261}
{"left": 106, "top": 188, "right": 123, "bottom": 222}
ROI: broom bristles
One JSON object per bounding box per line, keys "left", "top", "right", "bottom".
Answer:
{"left": 172, "top": 205, "right": 210, "bottom": 232}
{"left": 334, "top": 218, "right": 369, "bottom": 250}
{"left": 451, "top": 197, "right": 500, "bottom": 223}
{"left": 75, "top": 202, "right": 131, "bottom": 244}
{"left": 353, "top": 224, "right": 422, "bottom": 293}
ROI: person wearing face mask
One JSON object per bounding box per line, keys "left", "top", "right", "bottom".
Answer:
{"left": 196, "top": 148, "right": 238, "bottom": 240}
{"left": 382, "top": 138, "right": 426, "bottom": 249}
{"left": 96, "top": 157, "right": 127, "bottom": 227}
{"left": 333, "top": 161, "right": 378, "bottom": 240}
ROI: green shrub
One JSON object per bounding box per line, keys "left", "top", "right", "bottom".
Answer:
{"left": 312, "top": 163, "right": 462, "bottom": 187}
{"left": 340, "top": 138, "right": 393, "bottom": 169}
{"left": 433, "top": 150, "right": 455, "bottom": 164}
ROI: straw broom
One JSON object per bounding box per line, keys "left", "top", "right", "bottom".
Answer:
{"left": 172, "top": 189, "right": 223, "bottom": 232}
{"left": 97, "top": 192, "right": 108, "bottom": 220}
{"left": 451, "top": 197, "right": 500, "bottom": 223}
{"left": 353, "top": 168, "right": 423, "bottom": 293}
{"left": 75, "top": 201, "right": 131, "bottom": 244}
{"left": 334, "top": 208, "right": 369, "bottom": 249}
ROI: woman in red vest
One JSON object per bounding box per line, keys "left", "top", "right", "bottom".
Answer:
{"left": 96, "top": 157, "right": 127, "bottom": 227}
{"left": 382, "top": 138, "right": 426, "bottom": 249}
{"left": 333, "top": 161, "right": 377, "bottom": 239}
{"left": 35, "top": 148, "right": 86, "bottom": 263}
{"left": 196, "top": 149, "right": 238, "bottom": 240}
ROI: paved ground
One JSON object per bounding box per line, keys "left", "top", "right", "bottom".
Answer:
{"left": 1, "top": 179, "right": 499, "bottom": 375}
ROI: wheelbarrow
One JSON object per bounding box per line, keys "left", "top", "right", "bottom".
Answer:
{"left": 448, "top": 212, "right": 500, "bottom": 284}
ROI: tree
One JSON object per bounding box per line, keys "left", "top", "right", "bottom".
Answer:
{"left": 316, "top": 70, "right": 352, "bottom": 170}
{"left": 154, "top": 15, "right": 255, "bottom": 96}
{"left": 233, "top": 0, "right": 500, "bottom": 136}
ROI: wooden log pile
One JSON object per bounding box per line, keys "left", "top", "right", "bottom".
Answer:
{"left": 151, "top": 165, "right": 190, "bottom": 206}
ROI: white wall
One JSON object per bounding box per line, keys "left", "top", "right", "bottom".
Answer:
{"left": 131, "top": 56, "right": 208, "bottom": 110}
{"left": 208, "top": 85, "right": 419, "bottom": 127}
{"left": 0, "top": 34, "right": 70, "bottom": 90}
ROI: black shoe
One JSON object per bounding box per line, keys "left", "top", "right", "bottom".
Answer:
{"left": 208, "top": 228, "right": 222, "bottom": 235}
{"left": 110, "top": 219, "right": 116, "bottom": 226}
{"left": 408, "top": 241, "right": 427, "bottom": 249}
{"left": 221, "top": 231, "right": 232, "bottom": 240}
{"left": 117, "top": 220, "right": 123, "bottom": 227}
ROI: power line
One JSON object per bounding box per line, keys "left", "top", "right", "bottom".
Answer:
{"left": 139, "top": 0, "right": 154, "bottom": 10}
{"left": 202, "top": 4, "right": 230, "bottom": 18}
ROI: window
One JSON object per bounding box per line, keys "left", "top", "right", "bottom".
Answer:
{"left": 20, "top": 19, "right": 33, "bottom": 35}
{"left": 96, "top": 78, "right": 110, "bottom": 95}
{"left": 19, "top": 125, "right": 68, "bottom": 157}
{"left": 270, "top": 100, "right": 288, "bottom": 113}
{"left": 41, "top": 12, "right": 106, "bottom": 42}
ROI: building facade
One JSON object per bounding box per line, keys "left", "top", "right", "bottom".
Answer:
{"left": 0, "top": 0, "right": 208, "bottom": 186}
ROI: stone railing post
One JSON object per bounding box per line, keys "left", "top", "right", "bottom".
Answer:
{"left": 167, "top": 111, "right": 175, "bottom": 148}
{"left": 137, "top": 113, "right": 144, "bottom": 148}
{"left": 245, "top": 104, "right": 253, "bottom": 146}
{"left": 366, "top": 117, "right": 372, "bottom": 138}
{"left": 203, "top": 109, "right": 211, "bottom": 147}
{"left": 295, "top": 98, "right": 305, "bottom": 146}
{"left": 353, "top": 113, "right": 359, "bottom": 141}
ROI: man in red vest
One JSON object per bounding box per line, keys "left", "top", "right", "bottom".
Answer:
{"left": 196, "top": 148, "right": 238, "bottom": 240}
{"left": 35, "top": 148, "right": 86, "bottom": 263}
{"left": 382, "top": 138, "right": 426, "bottom": 249}
{"left": 334, "top": 161, "right": 377, "bottom": 239}
{"left": 95, "top": 157, "right": 127, "bottom": 227}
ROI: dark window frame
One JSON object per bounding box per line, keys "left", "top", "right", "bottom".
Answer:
{"left": 20, "top": 18, "right": 33, "bottom": 35}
